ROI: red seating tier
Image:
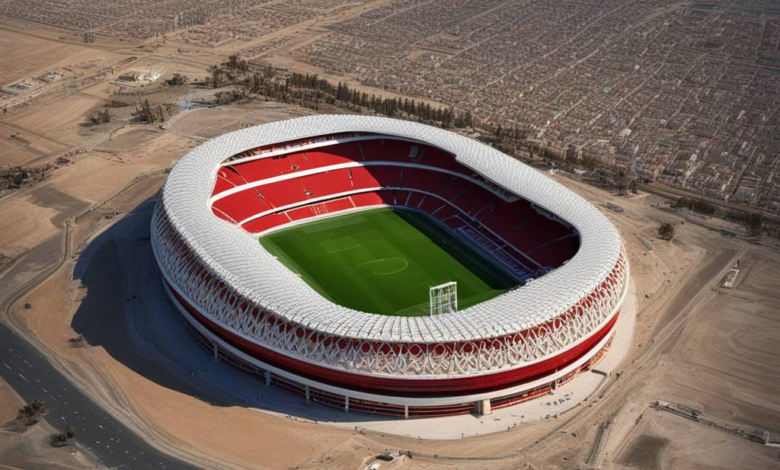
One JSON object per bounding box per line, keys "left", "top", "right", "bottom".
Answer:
{"left": 231, "top": 155, "right": 291, "bottom": 181}
{"left": 349, "top": 166, "right": 400, "bottom": 188}
{"left": 439, "top": 177, "right": 470, "bottom": 200}
{"left": 400, "top": 168, "right": 452, "bottom": 193}
{"left": 258, "top": 178, "right": 308, "bottom": 207}
{"left": 529, "top": 237, "right": 580, "bottom": 267}
{"left": 452, "top": 186, "right": 494, "bottom": 215}
{"left": 214, "top": 175, "right": 237, "bottom": 195}
{"left": 305, "top": 149, "right": 355, "bottom": 167}
{"left": 241, "top": 212, "right": 290, "bottom": 233}
{"left": 480, "top": 200, "right": 534, "bottom": 234}
{"left": 358, "top": 139, "right": 411, "bottom": 162}
{"left": 217, "top": 168, "right": 246, "bottom": 187}
{"left": 300, "top": 169, "right": 351, "bottom": 197}
{"left": 406, "top": 192, "right": 425, "bottom": 209}
{"left": 287, "top": 205, "right": 317, "bottom": 221}
{"left": 350, "top": 192, "right": 385, "bottom": 207}
{"left": 418, "top": 147, "right": 472, "bottom": 176}
{"left": 324, "top": 197, "right": 354, "bottom": 213}
{"left": 419, "top": 195, "right": 444, "bottom": 214}
{"left": 212, "top": 189, "right": 273, "bottom": 223}
{"left": 211, "top": 137, "right": 579, "bottom": 269}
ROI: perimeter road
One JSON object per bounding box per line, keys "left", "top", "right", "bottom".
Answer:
{"left": 0, "top": 322, "right": 199, "bottom": 469}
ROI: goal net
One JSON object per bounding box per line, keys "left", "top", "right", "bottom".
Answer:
{"left": 429, "top": 281, "right": 457, "bottom": 316}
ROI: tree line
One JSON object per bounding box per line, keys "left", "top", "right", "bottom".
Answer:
{"left": 207, "top": 57, "right": 476, "bottom": 129}
{"left": 673, "top": 196, "right": 763, "bottom": 235}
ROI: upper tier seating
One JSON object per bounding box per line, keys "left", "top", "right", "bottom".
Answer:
{"left": 358, "top": 139, "right": 411, "bottom": 162}
{"left": 210, "top": 137, "right": 579, "bottom": 271}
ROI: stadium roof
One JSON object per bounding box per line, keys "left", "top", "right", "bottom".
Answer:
{"left": 161, "top": 115, "right": 623, "bottom": 343}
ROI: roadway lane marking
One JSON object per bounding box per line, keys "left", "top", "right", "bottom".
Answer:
{"left": 2, "top": 363, "right": 10, "bottom": 370}
{"left": 18, "top": 373, "right": 27, "bottom": 382}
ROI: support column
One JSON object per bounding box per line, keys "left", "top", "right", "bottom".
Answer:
{"left": 265, "top": 371, "right": 271, "bottom": 386}
{"left": 344, "top": 396, "right": 350, "bottom": 413}
{"left": 212, "top": 343, "right": 219, "bottom": 361}
{"left": 305, "top": 385, "right": 310, "bottom": 403}
{"left": 404, "top": 405, "right": 409, "bottom": 419}
{"left": 476, "top": 399, "right": 492, "bottom": 416}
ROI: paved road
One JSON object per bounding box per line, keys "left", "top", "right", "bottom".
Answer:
{"left": 0, "top": 322, "right": 200, "bottom": 469}
{"left": 0, "top": 219, "right": 200, "bottom": 469}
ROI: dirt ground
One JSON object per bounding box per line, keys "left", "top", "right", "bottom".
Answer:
{"left": 0, "top": 195, "right": 60, "bottom": 259}
{"left": 0, "top": 377, "right": 22, "bottom": 424}
{"left": 48, "top": 133, "right": 192, "bottom": 204}
{"left": 0, "top": 27, "right": 113, "bottom": 87}
{"left": 165, "top": 100, "right": 327, "bottom": 141}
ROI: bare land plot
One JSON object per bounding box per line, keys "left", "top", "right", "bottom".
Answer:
{"left": 614, "top": 411, "right": 779, "bottom": 470}
{"left": 0, "top": 123, "right": 70, "bottom": 167}
{"left": 11, "top": 94, "right": 102, "bottom": 146}
{"left": 166, "top": 100, "right": 324, "bottom": 140}
{"left": 49, "top": 132, "right": 192, "bottom": 203}
{"left": 0, "top": 28, "right": 113, "bottom": 87}
{"left": 0, "top": 377, "right": 22, "bottom": 425}
{"left": 0, "top": 196, "right": 60, "bottom": 259}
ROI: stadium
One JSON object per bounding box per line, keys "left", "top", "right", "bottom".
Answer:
{"left": 150, "top": 115, "right": 628, "bottom": 418}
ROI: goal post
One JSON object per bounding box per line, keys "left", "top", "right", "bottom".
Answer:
{"left": 429, "top": 281, "right": 457, "bottom": 316}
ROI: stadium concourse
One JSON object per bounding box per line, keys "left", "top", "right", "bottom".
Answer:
{"left": 151, "top": 116, "right": 628, "bottom": 418}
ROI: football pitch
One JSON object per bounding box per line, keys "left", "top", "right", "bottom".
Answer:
{"left": 260, "top": 208, "right": 519, "bottom": 316}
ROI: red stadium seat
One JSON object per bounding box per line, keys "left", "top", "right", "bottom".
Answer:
{"left": 241, "top": 212, "right": 290, "bottom": 233}
{"left": 350, "top": 192, "right": 385, "bottom": 207}
{"left": 232, "top": 155, "right": 292, "bottom": 182}
{"left": 210, "top": 136, "right": 578, "bottom": 270}
{"left": 212, "top": 189, "right": 274, "bottom": 223}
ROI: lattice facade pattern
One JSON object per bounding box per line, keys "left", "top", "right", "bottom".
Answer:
{"left": 153, "top": 200, "right": 627, "bottom": 377}
{"left": 151, "top": 116, "right": 628, "bottom": 379}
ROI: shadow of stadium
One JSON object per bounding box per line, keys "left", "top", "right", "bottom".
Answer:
{"left": 70, "top": 197, "right": 246, "bottom": 407}
{"left": 70, "top": 197, "right": 399, "bottom": 423}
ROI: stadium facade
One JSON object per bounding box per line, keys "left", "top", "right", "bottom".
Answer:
{"left": 151, "top": 115, "right": 628, "bottom": 418}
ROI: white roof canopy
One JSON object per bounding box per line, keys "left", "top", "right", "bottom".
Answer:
{"left": 161, "top": 115, "right": 623, "bottom": 343}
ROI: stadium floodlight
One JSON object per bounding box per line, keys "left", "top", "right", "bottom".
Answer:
{"left": 429, "top": 281, "right": 457, "bottom": 316}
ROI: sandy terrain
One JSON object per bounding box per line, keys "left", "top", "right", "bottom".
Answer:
{"left": 0, "top": 123, "right": 71, "bottom": 168}
{"left": 0, "top": 196, "right": 60, "bottom": 259}
{"left": 49, "top": 133, "right": 191, "bottom": 204}
{"left": 0, "top": 377, "right": 22, "bottom": 424}
{"left": 12, "top": 94, "right": 103, "bottom": 143}
{"left": 0, "top": 93, "right": 101, "bottom": 167}
{"left": 166, "top": 100, "right": 325, "bottom": 141}
{"left": 0, "top": 28, "right": 113, "bottom": 87}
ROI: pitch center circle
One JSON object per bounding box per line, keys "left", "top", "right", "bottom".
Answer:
{"left": 372, "top": 257, "right": 408, "bottom": 275}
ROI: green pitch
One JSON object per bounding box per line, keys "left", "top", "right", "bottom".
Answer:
{"left": 260, "top": 208, "right": 518, "bottom": 317}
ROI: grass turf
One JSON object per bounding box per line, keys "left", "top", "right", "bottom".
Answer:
{"left": 259, "top": 208, "right": 518, "bottom": 316}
